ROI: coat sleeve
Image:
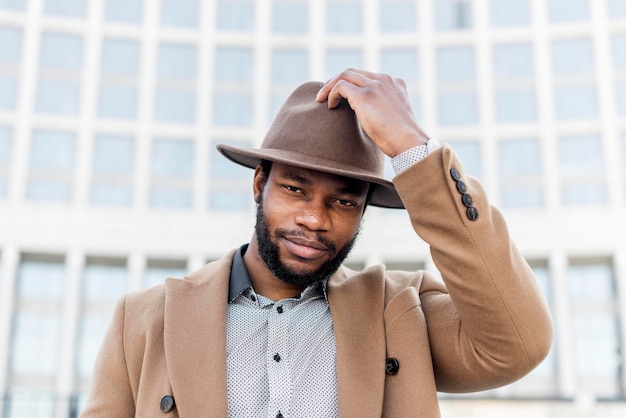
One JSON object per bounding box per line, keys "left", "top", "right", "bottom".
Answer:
{"left": 392, "top": 144, "right": 553, "bottom": 393}
{"left": 80, "top": 295, "right": 136, "bottom": 417}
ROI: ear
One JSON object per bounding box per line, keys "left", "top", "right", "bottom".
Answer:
{"left": 252, "top": 165, "right": 265, "bottom": 203}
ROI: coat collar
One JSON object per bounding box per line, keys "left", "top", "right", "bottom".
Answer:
{"left": 163, "top": 249, "right": 386, "bottom": 417}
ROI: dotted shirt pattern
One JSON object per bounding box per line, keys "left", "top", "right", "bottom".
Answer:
{"left": 226, "top": 281, "right": 338, "bottom": 418}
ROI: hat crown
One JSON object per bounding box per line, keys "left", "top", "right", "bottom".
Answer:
{"left": 262, "top": 82, "right": 384, "bottom": 177}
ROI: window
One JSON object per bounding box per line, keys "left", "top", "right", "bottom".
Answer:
{"left": 0, "top": 25, "right": 22, "bottom": 109}
{"left": 11, "top": 255, "right": 66, "bottom": 378}
{"left": 155, "top": 43, "right": 197, "bottom": 123}
{"left": 326, "top": 0, "right": 362, "bottom": 34}
{"left": 216, "top": 0, "right": 254, "bottom": 31}
{"left": 612, "top": 33, "right": 626, "bottom": 116}
{"left": 490, "top": 0, "right": 530, "bottom": 27}
{"left": 270, "top": 49, "right": 309, "bottom": 121}
{"left": 44, "top": 0, "right": 86, "bottom": 17}
{"left": 435, "top": 0, "right": 472, "bottom": 31}
{"left": 150, "top": 138, "right": 194, "bottom": 209}
{"left": 498, "top": 138, "right": 544, "bottom": 208}
{"left": 447, "top": 140, "right": 482, "bottom": 180}
{"left": 379, "top": 0, "right": 417, "bottom": 33}
{"left": 559, "top": 135, "right": 606, "bottom": 205}
{"left": 0, "top": 126, "right": 12, "bottom": 198}
{"left": 548, "top": 0, "right": 589, "bottom": 22}
{"left": 0, "top": 0, "right": 26, "bottom": 10}
{"left": 98, "top": 38, "right": 140, "bottom": 119}
{"left": 209, "top": 140, "right": 252, "bottom": 210}
{"left": 145, "top": 259, "right": 187, "bottom": 288}
{"left": 27, "top": 130, "right": 75, "bottom": 201}
{"left": 90, "top": 134, "right": 134, "bottom": 206}
{"left": 4, "top": 390, "right": 56, "bottom": 418}
{"left": 622, "top": 134, "right": 626, "bottom": 200}
{"left": 493, "top": 42, "right": 536, "bottom": 122}
{"left": 380, "top": 48, "right": 420, "bottom": 119}
{"left": 213, "top": 47, "right": 254, "bottom": 126}
{"left": 568, "top": 260, "right": 620, "bottom": 398}
{"left": 436, "top": 46, "right": 478, "bottom": 126}
{"left": 608, "top": 0, "right": 626, "bottom": 17}
{"left": 160, "top": 0, "right": 197, "bottom": 28}
{"left": 77, "top": 258, "right": 128, "bottom": 380}
{"left": 551, "top": 38, "right": 597, "bottom": 120}
{"left": 36, "top": 32, "right": 83, "bottom": 115}
{"left": 104, "top": 0, "right": 142, "bottom": 23}
{"left": 325, "top": 49, "right": 363, "bottom": 80}
{"left": 272, "top": 0, "right": 307, "bottom": 34}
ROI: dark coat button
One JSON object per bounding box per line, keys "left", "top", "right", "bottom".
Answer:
{"left": 456, "top": 180, "right": 467, "bottom": 194}
{"left": 461, "top": 193, "right": 473, "bottom": 207}
{"left": 466, "top": 206, "right": 479, "bottom": 221}
{"left": 450, "top": 167, "right": 462, "bottom": 181}
{"left": 385, "top": 358, "right": 400, "bottom": 375}
{"left": 160, "top": 395, "right": 175, "bottom": 413}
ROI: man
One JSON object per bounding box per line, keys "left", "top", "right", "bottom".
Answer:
{"left": 81, "top": 69, "right": 552, "bottom": 417}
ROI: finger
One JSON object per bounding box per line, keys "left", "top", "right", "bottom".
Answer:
{"left": 315, "top": 68, "right": 374, "bottom": 103}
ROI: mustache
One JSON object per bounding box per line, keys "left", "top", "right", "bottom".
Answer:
{"left": 273, "top": 228, "right": 337, "bottom": 253}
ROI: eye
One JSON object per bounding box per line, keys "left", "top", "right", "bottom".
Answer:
{"left": 283, "top": 185, "right": 303, "bottom": 194}
{"left": 334, "top": 199, "right": 357, "bottom": 207}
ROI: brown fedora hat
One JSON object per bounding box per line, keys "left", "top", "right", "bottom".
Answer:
{"left": 217, "top": 81, "right": 404, "bottom": 209}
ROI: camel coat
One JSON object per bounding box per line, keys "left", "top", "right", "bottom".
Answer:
{"left": 81, "top": 146, "right": 553, "bottom": 417}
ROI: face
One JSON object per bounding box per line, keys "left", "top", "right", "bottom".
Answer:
{"left": 253, "top": 162, "right": 369, "bottom": 289}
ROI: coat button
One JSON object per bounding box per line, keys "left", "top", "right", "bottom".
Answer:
{"left": 456, "top": 180, "right": 467, "bottom": 194}
{"left": 160, "top": 395, "right": 175, "bottom": 413}
{"left": 450, "top": 167, "right": 462, "bottom": 181}
{"left": 385, "top": 357, "right": 400, "bottom": 375}
{"left": 461, "top": 193, "right": 473, "bottom": 207}
{"left": 466, "top": 206, "right": 479, "bottom": 221}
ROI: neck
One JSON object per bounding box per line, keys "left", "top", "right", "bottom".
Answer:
{"left": 243, "top": 236, "right": 304, "bottom": 301}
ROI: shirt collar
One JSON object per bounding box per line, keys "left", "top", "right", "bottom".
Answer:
{"left": 228, "top": 244, "right": 330, "bottom": 303}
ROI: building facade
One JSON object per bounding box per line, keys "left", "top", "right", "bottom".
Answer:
{"left": 1, "top": 0, "right": 626, "bottom": 416}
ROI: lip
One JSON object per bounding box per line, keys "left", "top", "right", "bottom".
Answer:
{"left": 282, "top": 236, "right": 329, "bottom": 260}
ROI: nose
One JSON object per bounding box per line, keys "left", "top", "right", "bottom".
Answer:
{"left": 294, "top": 200, "right": 331, "bottom": 232}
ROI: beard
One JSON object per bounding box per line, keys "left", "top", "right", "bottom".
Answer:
{"left": 254, "top": 197, "right": 360, "bottom": 289}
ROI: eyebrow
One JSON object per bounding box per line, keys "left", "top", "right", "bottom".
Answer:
{"left": 281, "top": 170, "right": 368, "bottom": 197}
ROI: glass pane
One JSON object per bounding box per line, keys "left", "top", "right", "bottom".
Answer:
{"left": 214, "top": 47, "right": 254, "bottom": 82}
{"left": 271, "top": 49, "right": 309, "bottom": 83}
{"left": 17, "top": 259, "right": 65, "bottom": 299}
{"left": 549, "top": 0, "right": 589, "bottom": 22}
{"left": 44, "top": 0, "right": 86, "bottom": 17}
{"left": 98, "top": 82, "right": 138, "bottom": 119}
{"left": 612, "top": 33, "right": 626, "bottom": 69}
{"left": 437, "top": 91, "right": 478, "bottom": 126}
{"left": 0, "top": 126, "right": 11, "bottom": 164}
{"left": 150, "top": 187, "right": 192, "bottom": 209}
{"left": 499, "top": 138, "right": 542, "bottom": 177}
{"left": 11, "top": 313, "right": 62, "bottom": 375}
{"left": 160, "top": 0, "right": 197, "bottom": 27}
{"left": 209, "top": 190, "right": 250, "bottom": 210}
{"left": 326, "top": 0, "right": 362, "bottom": 34}
{"left": 436, "top": 46, "right": 475, "bottom": 81}
{"left": 495, "top": 88, "right": 536, "bottom": 122}
{"left": 0, "top": 74, "right": 18, "bottom": 109}
{"left": 212, "top": 91, "right": 253, "bottom": 126}
{"left": 210, "top": 141, "right": 251, "bottom": 180}
{"left": 617, "top": 82, "right": 626, "bottom": 116}
{"left": 29, "top": 130, "right": 74, "bottom": 170}
{"left": 326, "top": 49, "right": 363, "bottom": 79}
{"left": 151, "top": 139, "right": 193, "bottom": 177}
{"left": 104, "top": 0, "right": 142, "bottom": 23}
{"left": 0, "top": 26, "right": 23, "bottom": 64}
{"left": 552, "top": 38, "right": 594, "bottom": 75}
{"left": 101, "top": 39, "right": 140, "bottom": 75}
{"left": 155, "top": 88, "right": 195, "bottom": 123}
{"left": 83, "top": 263, "right": 127, "bottom": 302}
{"left": 272, "top": 0, "right": 307, "bottom": 34}
{"left": 144, "top": 264, "right": 186, "bottom": 288}
{"left": 554, "top": 84, "right": 597, "bottom": 119}
{"left": 216, "top": 0, "right": 254, "bottom": 31}
{"left": 493, "top": 42, "right": 533, "bottom": 79}
{"left": 0, "top": 0, "right": 26, "bottom": 10}
{"left": 380, "top": 0, "right": 417, "bottom": 32}
{"left": 435, "top": 0, "right": 472, "bottom": 31}
{"left": 76, "top": 314, "right": 110, "bottom": 377}
{"left": 5, "top": 391, "right": 55, "bottom": 418}
{"left": 380, "top": 49, "right": 418, "bottom": 83}
{"left": 568, "top": 263, "right": 613, "bottom": 302}
{"left": 35, "top": 78, "right": 80, "bottom": 114}
{"left": 93, "top": 135, "right": 134, "bottom": 174}
{"left": 608, "top": 0, "right": 626, "bottom": 17}
{"left": 559, "top": 135, "right": 605, "bottom": 205}
{"left": 158, "top": 43, "right": 197, "bottom": 79}
{"left": 491, "top": 0, "right": 530, "bottom": 26}
{"left": 40, "top": 32, "right": 83, "bottom": 70}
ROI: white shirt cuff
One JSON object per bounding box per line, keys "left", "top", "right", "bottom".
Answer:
{"left": 391, "top": 139, "right": 441, "bottom": 175}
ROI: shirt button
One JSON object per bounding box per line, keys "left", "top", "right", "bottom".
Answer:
{"left": 250, "top": 294, "right": 256, "bottom": 302}
{"left": 273, "top": 353, "right": 281, "bottom": 362}
{"left": 276, "top": 305, "right": 284, "bottom": 314}
{"left": 276, "top": 413, "right": 284, "bottom": 418}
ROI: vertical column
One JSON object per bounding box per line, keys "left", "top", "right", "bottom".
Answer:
{"left": 0, "top": 245, "right": 19, "bottom": 397}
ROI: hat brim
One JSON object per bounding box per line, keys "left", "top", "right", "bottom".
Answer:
{"left": 217, "top": 144, "right": 405, "bottom": 209}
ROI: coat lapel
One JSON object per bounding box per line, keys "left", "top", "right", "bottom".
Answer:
{"left": 328, "top": 266, "right": 387, "bottom": 417}
{"left": 163, "top": 250, "right": 235, "bottom": 417}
